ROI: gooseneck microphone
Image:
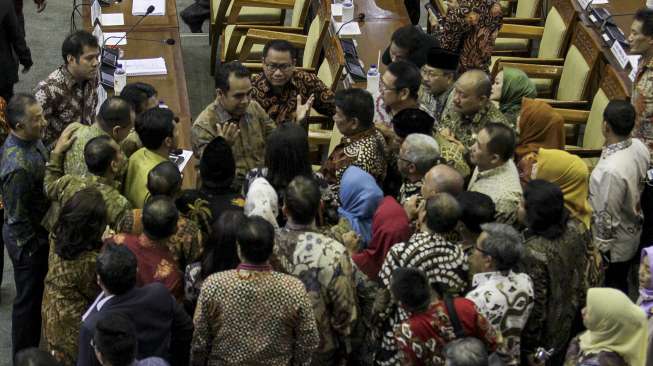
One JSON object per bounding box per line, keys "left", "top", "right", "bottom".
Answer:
{"left": 110, "top": 5, "right": 156, "bottom": 47}
{"left": 336, "top": 13, "right": 365, "bottom": 35}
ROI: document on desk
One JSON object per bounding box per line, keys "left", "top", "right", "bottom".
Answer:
{"left": 103, "top": 32, "right": 127, "bottom": 45}
{"left": 334, "top": 21, "right": 361, "bottom": 37}
{"left": 133, "top": 0, "right": 166, "bottom": 15}
{"left": 100, "top": 13, "right": 125, "bottom": 26}
{"left": 331, "top": 4, "right": 343, "bottom": 16}
{"left": 121, "top": 58, "right": 167, "bottom": 76}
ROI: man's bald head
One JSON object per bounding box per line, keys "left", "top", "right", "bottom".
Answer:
{"left": 458, "top": 70, "right": 492, "bottom": 98}
{"left": 452, "top": 69, "right": 491, "bottom": 116}
{"left": 421, "top": 164, "right": 464, "bottom": 199}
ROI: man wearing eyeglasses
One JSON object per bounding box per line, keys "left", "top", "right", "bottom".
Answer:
{"left": 250, "top": 39, "right": 335, "bottom": 126}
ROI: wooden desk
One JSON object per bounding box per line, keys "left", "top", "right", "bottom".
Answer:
{"left": 82, "top": 0, "right": 179, "bottom": 31}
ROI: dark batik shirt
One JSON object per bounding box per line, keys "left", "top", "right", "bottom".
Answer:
{"left": 250, "top": 70, "right": 336, "bottom": 125}
{"left": 0, "top": 133, "right": 49, "bottom": 248}
{"left": 34, "top": 65, "right": 98, "bottom": 150}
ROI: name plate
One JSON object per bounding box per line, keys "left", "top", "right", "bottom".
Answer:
{"left": 610, "top": 41, "right": 629, "bottom": 69}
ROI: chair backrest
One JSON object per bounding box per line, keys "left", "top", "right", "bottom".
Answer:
{"left": 515, "top": 0, "right": 540, "bottom": 18}
{"left": 316, "top": 33, "right": 345, "bottom": 92}
{"left": 555, "top": 23, "right": 600, "bottom": 101}
{"left": 291, "top": 0, "right": 310, "bottom": 28}
{"left": 537, "top": 1, "right": 576, "bottom": 58}
{"left": 327, "top": 120, "right": 344, "bottom": 155}
{"left": 582, "top": 65, "right": 630, "bottom": 149}
{"left": 302, "top": 4, "right": 330, "bottom": 69}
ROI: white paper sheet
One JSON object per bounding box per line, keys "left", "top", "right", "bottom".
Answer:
{"left": 133, "top": 0, "right": 165, "bottom": 15}
{"left": 91, "top": 0, "right": 101, "bottom": 25}
{"left": 169, "top": 150, "right": 193, "bottom": 172}
{"left": 103, "top": 32, "right": 127, "bottom": 46}
{"left": 331, "top": 4, "right": 343, "bottom": 16}
{"left": 121, "top": 57, "right": 167, "bottom": 76}
{"left": 100, "top": 13, "right": 125, "bottom": 26}
{"left": 334, "top": 21, "right": 361, "bottom": 37}
{"left": 95, "top": 84, "right": 107, "bottom": 115}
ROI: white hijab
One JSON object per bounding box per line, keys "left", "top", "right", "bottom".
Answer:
{"left": 244, "top": 177, "right": 279, "bottom": 229}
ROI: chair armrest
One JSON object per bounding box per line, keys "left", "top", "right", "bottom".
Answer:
{"left": 502, "top": 17, "right": 543, "bottom": 25}
{"left": 553, "top": 108, "right": 590, "bottom": 125}
{"left": 307, "top": 115, "right": 332, "bottom": 127}
{"left": 233, "top": 25, "right": 304, "bottom": 33}
{"left": 498, "top": 24, "right": 545, "bottom": 39}
{"left": 227, "top": 0, "right": 295, "bottom": 23}
{"left": 239, "top": 29, "right": 307, "bottom": 62}
{"left": 492, "top": 57, "right": 564, "bottom": 75}
{"left": 499, "top": 62, "right": 563, "bottom": 80}
{"left": 308, "top": 130, "right": 332, "bottom": 146}
{"left": 565, "top": 147, "right": 602, "bottom": 158}
{"left": 538, "top": 99, "right": 590, "bottom": 109}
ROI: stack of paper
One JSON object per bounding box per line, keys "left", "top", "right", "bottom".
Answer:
{"left": 133, "top": 0, "right": 166, "bottom": 15}
{"left": 100, "top": 13, "right": 125, "bottom": 26}
{"left": 121, "top": 58, "right": 167, "bottom": 76}
{"left": 334, "top": 21, "right": 361, "bottom": 37}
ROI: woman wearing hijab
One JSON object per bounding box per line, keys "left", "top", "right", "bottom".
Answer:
{"left": 490, "top": 67, "right": 537, "bottom": 126}
{"left": 244, "top": 177, "right": 280, "bottom": 229}
{"left": 515, "top": 99, "right": 565, "bottom": 185}
{"left": 638, "top": 247, "right": 653, "bottom": 366}
{"left": 329, "top": 166, "right": 384, "bottom": 250}
{"left": 351, "top": 196, "right": 411, "bottom": 280}
{"left": 565, "top": 288, "right": 647, "bottom": 366}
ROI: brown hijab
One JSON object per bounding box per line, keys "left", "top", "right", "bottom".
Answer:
{"left": 515, "top": 98, "right": 565, "bottom": 160}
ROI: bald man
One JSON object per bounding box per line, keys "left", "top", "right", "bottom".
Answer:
{"left": 404, "top": 164, "right": 464, "bottom": 222}
{"left": 438, "top": 69, "right": 511, "bottom": 149}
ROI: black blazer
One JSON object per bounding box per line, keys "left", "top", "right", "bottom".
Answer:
{"left": 77, "top": 283, "right": 193, "bottom": 366}
{"left": 0, "top": 0, "right": 31, "bottom": 86}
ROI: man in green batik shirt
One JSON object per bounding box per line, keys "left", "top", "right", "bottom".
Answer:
{"left": 44, "top": 134, "right": 131, "bottom": 232}
{"left": 418, "top": 47, "right": 459, "bottom": 122}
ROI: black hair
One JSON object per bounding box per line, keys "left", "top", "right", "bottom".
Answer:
{"left": 237, "top": 216, "right": 275, "bottom": 264}
{"left": 6, "top": 93, "right": 37, "bottom": 129}
{"left": 523, "top": 179, "right": 569, "bottom": 240}
{"left": 200, "top": 136, "right": 236, "bottom": 191}
{"left": 483, "top": 122, "right": 516, "bottom": 161}
{"left": 147, "top": 161, "right": 182, "bottom": 197}
{"left": 15, "top": 348, "right": 61, "bottom": 366}
{"left": 265, "top": 123, "right": 312, "bottom": 192}
{"left": 284, "top": 176, "right": 320, "bottom": 225}
{"left": 135, "top": 107, "right": 175, "bottom": 150}
{"left": 387, "top": 61, "right": 421, "bottom": 99}
{"left": 62, "top": 30, "right": 99, "bottom": 64}
{"left": 84, "top": 135, "right": 118, "bottom": 176}
{"left": 98, "top": 96, "right": 133, "bottom": 130}
{"left": 262, "top": 39, "right": 298, "bottom": 60}
{"left": 603, "top": 100, "right": 636, "bottom": 136}
{"left": 391, "top": 25, "right": 423, "bottom": 54}
{"left": 93, "top": 313, "right": 137, "bottom": 366}
{"left": 96, "top": 243, "right": 137, "bottom": 295}
{"left": 119, "top": 82, "right": 157, "bottom": 115}
{"left": 335, "top": 88, "right": 374, "bottom": 130}
{"left": 425, "top": 193, "right": 461, "bottom": 233}
{"left": 390, "top": 267, "right": 431, "bottom": 312}
{"left": 392, "top": 108, "right": 435, "bottom": 138}
{"left": 202, "top": 210, "right": 245, "bottom": 278}
{"left": 635, "top": 8, "right": 653, "bottom": 37}
{"left": 54, "top": 188, "right": 107, "bottom": 260}
{"left": 143, "top": 195, "right": 179, "bottom": 240}
{"left": 214, "top": 61, "right": 252, "bottom": 91}
{"left": 457, "top": 191, "right": 496, "bottom": 234}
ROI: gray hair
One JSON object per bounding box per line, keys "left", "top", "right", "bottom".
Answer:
{"left": 479, "top": 222, "right": 523, "bottom": 271}
{"left": 403, "top": 133, "right": 440, "bottom": 174}
{"left": 444, "top": 338, "right": 489, "bottom": 366}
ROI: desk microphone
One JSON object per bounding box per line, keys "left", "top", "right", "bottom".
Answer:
{"left": 103, "top": 36, "right": 175, "bottom": 45}
{"left": 101, "top": 5, "right": 156, "bottom": 66}
{"left": 336, "top": 13, "right": 365, "bottom": 35}
{"left": 111, "top": 5, "right": 156, "bottom": 46}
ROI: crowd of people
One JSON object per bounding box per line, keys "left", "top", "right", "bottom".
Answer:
{"left": 3, "top": 0, "right": 653, "bottom": 365}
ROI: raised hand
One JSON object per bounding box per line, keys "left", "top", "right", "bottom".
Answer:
{"left": 216, "top": 122, "right": 240, "bottom": 146}
{"left": 295, "top": 94, "right": 315, "bottom": 123}
{"left": 53, "top": 124, "right": 80, "bottom": 154}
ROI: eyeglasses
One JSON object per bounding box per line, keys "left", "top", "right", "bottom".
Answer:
{"left": 474, "top": 244, "right": 491, "bottom": 256}
{"left": 397, "top": 156, "right": 414, "bottom": 165}
{"left": 264, "top": 63, "right": 293, "bottom": 72}
{"left": 379, "top": 81, "right": 398, "bottom": 93}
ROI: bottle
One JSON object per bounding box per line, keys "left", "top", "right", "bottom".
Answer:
{"left": 366, "top": 64, "right": 380, "bottom": 95}
{"left": 342, "top": 0, "right": 354, "bottom": 22}
{"left": 113, "top": 64, "right": 127, "bottom": 95}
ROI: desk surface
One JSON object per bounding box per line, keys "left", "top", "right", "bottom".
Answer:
{"left": 82, "top": 0, "right": 178, "bottom": 31}
{"left": 356, "top": 0, "right": 410, "bottom": 20}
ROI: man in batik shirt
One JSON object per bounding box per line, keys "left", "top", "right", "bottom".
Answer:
{"left": 34, "top": 30, "right": 99, "bottom": 150}
{"left": 418, "top": 47, "right": 459, "bottom": 121}
{"left": 430, "top": 0, "right": 503, "bottom": 73}
{"left": 439, "top": 70, "right": 511, "bottom": 151}
{"left": 320, "top": 88, "right": 387, "bottom": 194}
{"left": 272, "top": 176, "right": 358, "bottom": 364}
{"left": 251, "top": 40, "right": 335, "bottom": 125}
{"left": 191, "top": 216, "right": 319, "bottom": 365}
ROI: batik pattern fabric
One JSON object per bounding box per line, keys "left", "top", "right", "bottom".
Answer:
{"left": 34, "top": 65, "right": 98, "bottom": 150}
{"left": 250, "top": 70, "right": 336, "bottom": 125}
{"left": 42, "top": 238, "right": 100, "bottom": 366}
{"left": 272, "top": 224, "right": 358, "bottom": 362}
{"left": 518, "top": 219, "right": 588, "bottom": 359}
{"left": 43, "top": 151, "right": 131, "bottom": 232}
{"left": 0, "top": 98, "right": 9, "bottom": 210}
{"left": 393, "top": 299, "right": 499, "bottom": 366}
{"left": 61, "top": 123, "right": 106, "bottom": 176}
{"left": 438, "top": 101, "right": 511, "bottom": 150}
{"left": 432, "top": 0, "right": 503, "bottom": 74}
{"left": 0, "top": 133, "right": 49, "bottom": 248}
{"left": 190, "top": 265, "right": 320, "bottom": 366}
{"left": 468, "top": 160, "right": 522, "bottom": 225}
{"left": 319, "top": 127, "right": 387, "bottom": 193}
{"left": 435, "top": 133, "right": 471, "bottom": 179}
{"left": 466, "top": 270, "right": 534, "bottom": 365}
{"left": 564, "top": 337, "right": 628, "bottom": 366}
{"left": 106, "top": 233, "right": 185, "bottom": 301}
{"left": 632, "top": 57, "right": 653, "bottom": 160}
{"left": 398, "top": 180, "right": 423, "bottom": 205}
{"left": 419, "top": 85, "right": 454, "bottom": 122}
